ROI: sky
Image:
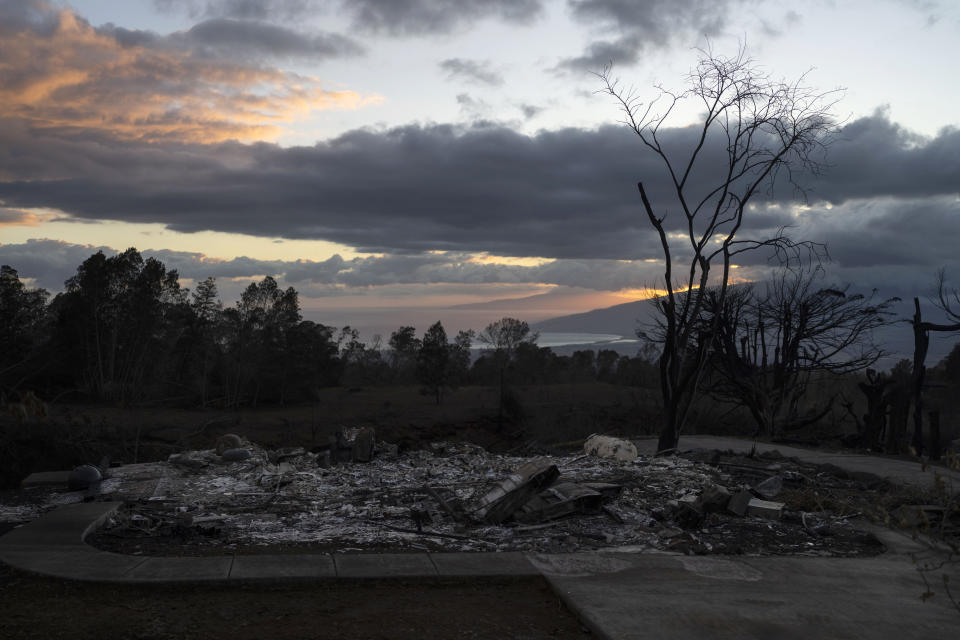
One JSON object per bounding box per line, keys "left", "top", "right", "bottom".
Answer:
{"left": 0, "top": 0, "right": 959, "bottom": 340}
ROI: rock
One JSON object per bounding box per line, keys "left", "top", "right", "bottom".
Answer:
{"left": 746, "top": 498, "right": 784, "bottom": 520}
{"left": 583, "top": 434, "right": 638, "bottom": 462}
{"left": 753, "top": 475, "right": 783, "bottom": 499}
{"left": 221, "top": 448, "right": 252, "bottom": 462}
{"left": 68, "top": 464, "right": 102, "bottom": 491}
{"left": 215, "top": 433, "right": 243, "bottom": 455}
{"left": 726, "top": 489, "right": 753, "bottom": 517}
{"left": 698, "top": 484, "right": 731, "bottom": 513}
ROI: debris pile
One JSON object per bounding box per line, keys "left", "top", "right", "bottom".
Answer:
{"left": 71, "top": 438, "right": 888, "bottom": 556}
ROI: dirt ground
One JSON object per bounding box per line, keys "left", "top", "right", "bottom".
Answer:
{"left": 0, "top": 563, "right": 590, "bottom": 640}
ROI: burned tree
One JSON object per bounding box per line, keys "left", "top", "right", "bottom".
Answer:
{"left": 599, "top": 47, "right": 842, "bottom": 453}
{"left": 703, "top": 269, "right": 896, "bottom": 439}
{"left": 910, "top": 270, "right": 960, "bottom": 456}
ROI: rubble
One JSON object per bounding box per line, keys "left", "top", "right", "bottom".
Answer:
{"left": 2, "top": 436, "right": 893, "bottom": 558}
{"left": 746, "top": 498, "right": 785, "bottom": 520}
{"left": 583, "top": 434, "right": 638, "bottom": 461}
{"left": 726, "top": 489, "right": 753, "bottom": 517}
{"left": 753, "top": 475, "right": 784, "bottom": 499}
{"left": 472, "top": 459, "right": 560, "bottom": 524}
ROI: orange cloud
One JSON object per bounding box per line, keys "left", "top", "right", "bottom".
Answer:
{"left": 0, "top": 207, "right": 53, "bottom": 227}
{"left": 0, "top": 8, "right": 379, "bottom": 143}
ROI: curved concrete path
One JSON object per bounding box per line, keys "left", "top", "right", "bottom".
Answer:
{"left": 636, "top": 435, "right": 960, "bottom": 491}
{"left": 0, "top": 502, "right": 538, "bottom": 583}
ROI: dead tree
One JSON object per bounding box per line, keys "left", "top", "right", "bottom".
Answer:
{"left": 599, "top": 46, "right": 842, "bottom": 453}
{"left": 910, "top": 271, "right": 960, "bottom": 455}
{"left": 701, "top": 268, "right": 895, "bottom": 439}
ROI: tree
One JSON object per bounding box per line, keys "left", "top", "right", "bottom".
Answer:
{"left": 416, "top": 321, "right": 450, "bottom": 404}
{"left": 0, "top": 265, "right": 48, "bottom": 389}
{"left": 702, "top": 269, "right": 896, "bottom": 438}
{"left": 477, "top": 317, "right": 538, "bottom": 427}
{"left": 54, "top": 249, "right": 184, "bottom": 402}
{"left": 907, "top": 269, "right": 960, "bottom": 454}
{"left": 221, "top": 276, "right": 301, "bottom": 406}
{"left": 180, "top": 277, "right": 222, "bottom": 405}
{"left": 476, "top": 317, "right": 538, "bottom": 359}
{"left": 389, "top": 326, "right": 421, "bottom": 382}
{"left": 450, "top": 329, "right": 475, "bottom": 386}
{"left": 599, "top": 46, "right": 841, "bottom": 453}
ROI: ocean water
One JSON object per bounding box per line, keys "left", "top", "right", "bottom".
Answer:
{"left": 536, "top": 332, "right": 633, "bottom": 347}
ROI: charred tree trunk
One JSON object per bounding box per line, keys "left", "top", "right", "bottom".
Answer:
{"left": 912, "top": 298, "right": 930, "bottom": 455}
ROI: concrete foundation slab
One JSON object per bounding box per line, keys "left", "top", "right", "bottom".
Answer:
{"left": 332, "top": 553, "right": 437, "bottom": 578}
{"left": 230, "top": 554, "right": 336, "bottom": 580}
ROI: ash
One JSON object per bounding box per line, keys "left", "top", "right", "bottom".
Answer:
{"left": 72, "top": 440, "right": 880, "bottom": 556}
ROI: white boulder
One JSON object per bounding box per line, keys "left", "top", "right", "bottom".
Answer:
{"left": 583, "top": 434, "right": 638, "bottom": 462}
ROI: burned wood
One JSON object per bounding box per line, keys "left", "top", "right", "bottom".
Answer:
{"left": 471, "top": 458, "right": 560, "bottom": 524}
{"left": 516, "top": 483, "right": 605, "bottom": 524}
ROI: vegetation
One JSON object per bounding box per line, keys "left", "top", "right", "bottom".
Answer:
{"left": 0, "top": 250, "right": 657, "bottom": 409}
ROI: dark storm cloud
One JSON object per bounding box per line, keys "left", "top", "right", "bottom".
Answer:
{"left": 0, "top": 122, "right": 667, "bottom": 260}
{"left": 439, "top": 58, "right": 504, "bottom": 86}
{"left": 0, "top": 112, "right": 957, "bottom": 262}
{"left": 557, "top": 0, "right": 744, "bottom": 72}
{"left": 801, "top": 112, "right": 960, "bottom": 204}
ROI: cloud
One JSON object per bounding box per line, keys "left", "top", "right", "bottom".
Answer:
{"left": 0, "top": 3, "right": 375, "bottom": 143}
{"left": 556, "top": 0, "right": 745, "bottom": 73}
{"left": 455, "top": 93, "right": 494, "bottom": 119}
{"left": 172, "top": 18, "right": 364, "bottom": 60}
{"left": 519, "top": 104, "right": 543, "bottom": 120}
{"left": 439, "top": 58, "right": 504, "bottom": 86}
{"left": 799, "top": 112, "right": 960, "bottom": 204}
{"left": 0, "top": 207, "right": 50, "bottom": 227}
{"left": 0, "top": 239, "right": 666, "bottom": 294}
{"left": 154, "top": 0, "right": 324, "bottom": 22}
{"left": 156, "top": 0, "right": 544, "bottom": 34}
{"left": 0, "top": 111, "right": 957, "bottom": 264}
{"left": 0, "top": 239, "right": 115, "bottom": 290}
{"left": 341, "top": 0, "right": 544, "bottom": 36}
